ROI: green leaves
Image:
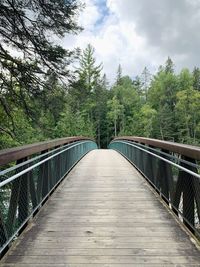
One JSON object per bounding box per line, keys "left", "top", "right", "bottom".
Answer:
{"left": 176, "top": 88, "right": 200, "bottom": 143}
{"left": 0, "top": 0, "right": 82, "bottom": 116}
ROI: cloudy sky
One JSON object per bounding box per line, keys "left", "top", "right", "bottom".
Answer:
{"left": 63, "top": 0, "right": 200, "bottom": 82}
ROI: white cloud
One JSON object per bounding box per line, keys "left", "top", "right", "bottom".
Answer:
{"left": 62, "top": 0, "right": 200, "bottom": 83}
{"left": 78, "top": 0, "right": 101, "bottom": 30}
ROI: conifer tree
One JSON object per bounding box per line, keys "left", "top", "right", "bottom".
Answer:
{"left": 165, "top": 57, "right": 174, "bottom": 73}
{"left": 116, "top": 64, "right": 122, "bottom": 85}
{"left": 193, "top": 67, "right": 200, "bottom": 91}
{"left": 77, "top": 44, "right": 102, "bottom": 92}
{"left": 0, "top": 0, "right": 82, "bottom": 115}
{"left": 141, "top": 67, "right": 151, "bottom": 101}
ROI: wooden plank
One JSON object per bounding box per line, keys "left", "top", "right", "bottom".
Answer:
{"left": 8, "top": 248, "right": 200, "bottom": 256}
{"left": 1, "top": 149, "right": 200, "bottom": 266}
{"left": 8, "top": 241, "right": 195, "bottom": 250}
{"left": 3, "top": 255, "right": 200, "bottom": 264}
{"left": 2, "top": 265, "right": 200, "bottom": 267}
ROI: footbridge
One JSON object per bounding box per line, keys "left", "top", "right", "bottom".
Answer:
{"left": 0, "top": 136, "right": 200, "bottom": 266}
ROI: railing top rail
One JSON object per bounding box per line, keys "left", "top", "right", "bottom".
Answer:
{"left": 0, "top": 136, "right": 94, "bottom": 166}
{"left": 113, "top": 136, "right": 200, "bottom": 160}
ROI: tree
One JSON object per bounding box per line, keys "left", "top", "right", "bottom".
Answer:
{"left": 193, "top": 67, "right": 200, "bottom": 91}
{"left": 176, "top": 88, "right": 200, "bottom": 143}
{"left": 132, "top": 76, "right": 142, "bottom": 94}
{"left": 140, "top": 67, "right": 151, "bottom": 101}
{"left": 139, "top": 104, "right": 157, "bottom": 137}
{"left": 165, "top": 57, "right": 174, "bottom": 74}
{"left": 107, "top": 96, "right": 124, "bottom": 137}
{"left": 0, "top": 0, "right": 82, "bottom": 116}
{"left": 72, "top": 44, "right": 109, "bottom": 147}
{"left": 93, "top": 81, "right": 109, "bottom": 147}
{"left": 116, "top": 64, "right": 122, "bottom": 85}
{"left": 55, "top": 105, "right": 95, "bottom": 138}
{"left": 148, "top": 61, "right": 178, "bottom": 141}
{"left": 76, "top": 44, "right": 102, "bottom": 92}
{"left": 178, "top": 68, "right": 193, "bottom": 91}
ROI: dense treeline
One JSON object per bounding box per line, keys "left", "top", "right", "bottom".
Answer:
{"left": 1, "top": 43, "right": 200, "bottom": 149}
{"left": 1, "top": 1, "right": 200, "bottom": 149}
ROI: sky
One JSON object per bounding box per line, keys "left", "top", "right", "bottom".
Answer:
{"left": 63, "top": 0, "right": 200, "bottom": 82}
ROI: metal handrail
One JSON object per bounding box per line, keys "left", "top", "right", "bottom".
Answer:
{"left": 0, "top": 142, "right": 78, "bottom": 176}
{"left": 125, "top": 140, "right": 200, "bottom": 169}
{"left": 0, "top": 138, "right": 97, "bottom": 255}
{"left": 0, "top": 141, "right": 90, "bottom": 188}
{"left": 111, "top": 140, "right": 200, "bottom": 180}
{"left": 115, "top": 136, "right": 200, "bottom": 160}
{"left": 109, "top": 138, "right": 200, "bottom": 239}
{"left": 0, "top": 136, "right": 94, "bottom": 166}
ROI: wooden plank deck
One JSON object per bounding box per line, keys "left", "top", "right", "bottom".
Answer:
{"left": 1, "top": 149, "right": 200, "bottom": 266}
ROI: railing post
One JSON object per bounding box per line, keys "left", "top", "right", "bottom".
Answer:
{"left": 0, "top": 209, "right": 7, "bottom": 247}
{"left": 29, "top": 171, "right": 37, "bottom": 210}
{"left": 173, "top": 156, "right": 198, "bottom": 233}
{"left": 42, "top": 160, "right": 49, "bottom": 199}
{"left": 6, "top": 158, "right": 30, "bottom": 235}
{"left": 183, "top": 174, "right": 194, "bottom": 232}
{"left": 6, "top": 178, "right": 21, "bottom": 236}
{"left": 37, "top": 150, "right": 49, "bottom": 201}
{"left": 18, "top": 158, "right": 29, "bottom": 226}
{"left": 55, "top": 146, "right": 61, "bottom": 183}
{"left": 156, "top": 149, "right": 174, "bottom": 204}
{"left": 144, "top": 146, "right": 155, "bottom": 184}
{"left": 193, "top": 176, "right": 200, "bottom": 223}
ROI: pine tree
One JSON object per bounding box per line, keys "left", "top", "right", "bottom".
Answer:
{"left": 0, "top": 0, "right": 83, "bottom": 116}
{"left": 165, "top": 57, "right": 174, "bottom": 73}
{"left": 102, "top": 74, "right": 109, "bottom": 90}
{"left": 77, "top": 44, "right": 102, "bottom": 92}
{"left": 74, "top": 44, "right": 109, "bottom": 147}
{"left": 141, "top": 67, "right": 151, "bottom": 101}
{"left": 116, "top": 64, "right": 122, "bottom": 85}
{"left": 193, "top": 67, "right": 200, "bottom": 91}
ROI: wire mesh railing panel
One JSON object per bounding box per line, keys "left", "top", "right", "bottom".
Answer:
{"left": 0, "top": 140, "right": 97, "bottom": 253}
{"left": 109, "top": 140, "right": 200, "bottom": 239}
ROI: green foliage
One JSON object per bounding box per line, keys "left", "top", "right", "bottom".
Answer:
{"left": 165, "top": 57, "right": 174, "bottom": 74}
{"left": 110, "top": 76, "right": 142, "bottom": 136}
{"left": 0, "top": 106, "right": 44, "bottom": 149}
{"left": 193, "top": 67, "right": 200, "bottom": 91}
{"left": 76, "top": 44, "right": 102, "bottom": 92}
{"left": 116, "top": 64, "right": 122, "bottom": 85}
{"left": 0, "top": 0, "right": 82, "bottom": 119}
{"left": 140, "top": 67, "right": 151, "bottom": 101}
{"left": 55, "top": 106, "right": 95, "bottom": 138}
{"left": 139, "top": 105, "right": 157, "bottom": 137}
{"left": 176, "top": 88, "right": 200, "bottom": 143}
{"left": 1, "top": 44, "right": 200, "bottom": 149}
{"left": 107, "top": 96, "right": 124, "bottom": 137}
{"left": 148, "top": 61, "right": 178, "bottom": 140}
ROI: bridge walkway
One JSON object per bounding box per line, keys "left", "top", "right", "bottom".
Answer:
{"left": 1, "top": 149, "right": 200, "bottom": 266}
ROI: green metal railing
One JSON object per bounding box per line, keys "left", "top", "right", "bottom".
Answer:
{"left": 0, "top": 137, "right": 97, "bottom": 254}
{"left": 109, "top": 137, "right": 200, "bottom": 239}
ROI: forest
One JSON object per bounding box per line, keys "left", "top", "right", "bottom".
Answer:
{"left": 1, "top": 1, "right": 200, "bottom": 149}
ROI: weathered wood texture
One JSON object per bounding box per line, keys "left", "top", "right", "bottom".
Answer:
{"left": 1, "top": 150, "right": 200, "bottom": 266}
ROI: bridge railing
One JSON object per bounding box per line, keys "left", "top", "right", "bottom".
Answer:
{"left": 109, "top": 136, "right": 200, "bottom": 239}
{"left": 0, "top": 137, "right": 97, "bottom": 254}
